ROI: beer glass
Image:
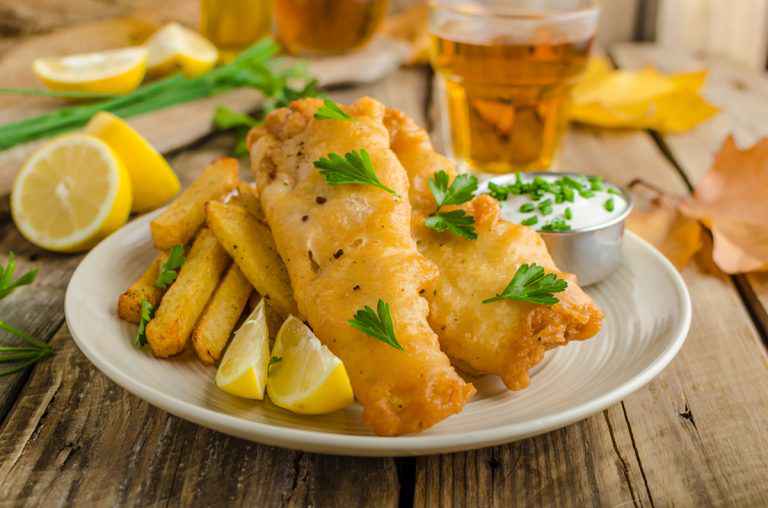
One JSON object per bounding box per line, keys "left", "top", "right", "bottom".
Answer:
{"left": 274, "top": 0, "right": 390, "bottom": 55}
{"left": 200, "top": 0, "right": 272, "bottom": 59}
{"left": 430, "top": 0, "right": 598, "bottom": 173}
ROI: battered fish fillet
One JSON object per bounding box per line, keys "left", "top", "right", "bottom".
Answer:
{"left": 384, "top": 108, "right": 603, "bottom": 390}
{"left": 248, "top": 97, "right": 475, "bottom": 436}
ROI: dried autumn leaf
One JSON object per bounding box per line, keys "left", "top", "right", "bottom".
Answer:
{"left": 681, "top": 135, "right": 768, "bottom": 273}
{"left": 626, "top": 180, "right": 703, "bottom": 270}
{"left": 570, "top": 58, "right": 719, "bottom": 133}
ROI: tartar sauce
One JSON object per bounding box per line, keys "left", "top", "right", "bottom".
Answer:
{"left": 481, "top": 173, "right": 628, "bottom": 232}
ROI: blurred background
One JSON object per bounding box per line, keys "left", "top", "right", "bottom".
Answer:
{"left": 1, "top": 0, "right": 766, "bottom": 70}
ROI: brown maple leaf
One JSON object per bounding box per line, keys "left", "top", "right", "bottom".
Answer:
{"left": 681, "top": 135, "right": 768, "bottom": 273}
{"left": 627, "top": 180, "right": 703, "bottom": 270}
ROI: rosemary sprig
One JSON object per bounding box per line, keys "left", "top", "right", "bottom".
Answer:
{"left": 0, "top": 253, "right": 53, "bottom": 376}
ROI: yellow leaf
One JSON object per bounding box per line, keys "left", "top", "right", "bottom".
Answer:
{"left": 570, "top": 58, "right": 718, "bottom": 133}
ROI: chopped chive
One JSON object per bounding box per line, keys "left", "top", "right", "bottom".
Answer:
{"left": 564, "top": 207, "right": 573, "bottom": 220}
{"left": 563, "top": 187, "right": 575, "bottom": 202}
{"left": 561, "top": 176, "right": 584, "bottom": 191}
{"left": 521, "top": 216, "right": 538, "bottom": 226}
{"left": 607, "top": 187, "right": 622, "bottom": 196}
{"left": 554, "top": 193, "right": 564, "bottom": 204}
{"left": 579, "top": 189, "right": 595, "bottom": 198}
{"left": 519, "top": 202, "right": 535, "bottom": 213}
{"left": 604, "top": 198, "right": 615, "bottom": 212}
{"left": 588, "top": 176, "right": 604, "bottom": 191}
{"left": 541, "top": 218, "right": 572, "bottom": 232}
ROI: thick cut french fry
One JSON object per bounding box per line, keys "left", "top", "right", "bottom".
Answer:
{"left": 192, "top": 264, "right": 253, "bottom": 364}
{"left": 146, "top": 228, "right": 230, "bottom": 357}
{"left": 117, "top": 252, "right": 168, "bottom": 323}
{"left": 150, "top": 157, "right": 239, "bottom": 250}
{"left": 206, "top": 201, "right": 297, "bottom": 317}
{"left": 236, "top": 181, "right": 265, "bottom": 221}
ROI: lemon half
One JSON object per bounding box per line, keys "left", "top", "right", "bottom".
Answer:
{"left": 267, "top": 316, "right": 353, "bottom": 415}
{"left": 146, "top": 23, "right": 218, "bottom": 78}
{"left": 33, "top": 47, "right": 147, "bottom": 94}
{"left": 11, "top": 134, "right": 132, "bottom": 253}
{"left": 216, "top": 298, "right": 271, "bottom": 399}
{"left": 85, "top": 112, "right": 180, "bottom": 212}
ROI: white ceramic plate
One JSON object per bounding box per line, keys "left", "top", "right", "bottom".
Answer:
{"left": 65, "top": 212, "right": 690, "bottom": 456}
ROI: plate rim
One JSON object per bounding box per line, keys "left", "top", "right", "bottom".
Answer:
{"left": 65, "top": 215, "right": 691, "bottom": 456}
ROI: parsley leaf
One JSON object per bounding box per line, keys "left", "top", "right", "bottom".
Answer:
{"left": 213, "top": 106, "right": 261, "bottom": 157}
{"left": 482, "top": 263, "right": 568, "bottom": 306}
{"left": 348, "top": 299, "right": 403, "bottom": 351}
{"left": 314, "top": 99, "right": 352, "bottom": 121}
{"left": 0, "top": 252, "right": 53, "bottom": 375}
{"left": 135, "top": 299, "right": 155, "bottom": 347}
{"left": 213, "top": 106, "right": 260, "bottom": 130}
{"left": 428, "top": 170, "right": 478, "bottom": 208}
{"left": 314, "top": 149, "right": 398, "bottom": 196}
{"left": 0, "top": 252, "right": 37, "bottom": 299}
{"left": 425, "top": 171, "right": 478, "bottom": 239}
{"left": 155, "top": 245, "right": 186, "bottom": 289}
{"left": 424, "top": 210, "right": 478, "bottom": 240}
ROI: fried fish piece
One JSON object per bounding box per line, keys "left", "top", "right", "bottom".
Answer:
{"left": 249, "top": 97, "right": 474, "bottom": 436}
{"left": 385, "top": 108, "right": 603, "bottom": 389}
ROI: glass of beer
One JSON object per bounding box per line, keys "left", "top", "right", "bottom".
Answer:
{"left": 430, "top": 0, "right": 598, "bottom": 173}
{"left": 200, "top": 0, "right": 272, "bottom": 59}
{"left": 274, "top": 0, "right": 390, "bottom": 56}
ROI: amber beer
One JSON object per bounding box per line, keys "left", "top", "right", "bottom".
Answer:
{"left": 274, "top": 0, "right": 389, "bottom": 55}
{"left": 430, "top": 2, "right": 598, "bottom": 173}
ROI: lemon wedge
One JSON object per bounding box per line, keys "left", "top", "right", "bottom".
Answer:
{"left": 146, "top": 23, "right": 218, "bottom": 78}
{"left": 33, "top": 47, "right": 147, "bottom": 94}
{"left": 267, "top": 316, "right": 353, "bottom": 415}
{"left": 11, "top": 134, "right": 132, "bottom": 253}
{"left": 85, "top": 112, "right": 180, "bottom": 212}
{"left": 216, "top": 298, "right": 271, "bottom": 399}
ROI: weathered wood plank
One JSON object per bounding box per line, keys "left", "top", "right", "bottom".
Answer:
{"left": 611, "top": 42, "right": 768, "bottom": 337}
{"left": 0, "top": 326, "right": 398, "bottom": 508}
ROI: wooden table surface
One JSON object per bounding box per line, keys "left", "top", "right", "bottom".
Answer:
{"left": 2, "top": 10, "right": 768, "bottom": 508}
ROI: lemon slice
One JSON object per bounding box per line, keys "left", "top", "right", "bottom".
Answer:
{"left": 267, "top": 316, "right": 353, "bottom": 415}
{"left": 146, "top": 23, "right": 218, "bottom": 78}
{"left": 33, "top": 47, "right": 147, "bottom": 94}
{"left": 11, "top": 134, "right": 132, "bottom": 253}
{"left": 85, "top": 112, "right": 180, "bottom": 212}
{"left": 216, "top": 298, "right": 271, "bottom": 399}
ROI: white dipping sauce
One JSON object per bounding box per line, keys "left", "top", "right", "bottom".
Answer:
{"left": 481, "top": 173, "right": 628, "bottom": 232}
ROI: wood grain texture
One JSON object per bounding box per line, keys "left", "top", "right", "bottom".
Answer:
{"left": 564, "top": 68, "right": 768, "bottom": 505}
{"left": 0, "top": 327, "right": 398, "bottom": 508}
{"left": 611, "top": 42, "right": 768, "bottom": 339}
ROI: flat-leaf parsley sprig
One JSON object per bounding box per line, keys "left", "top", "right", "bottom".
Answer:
{"left": 314, "top": 149, "right": 398, "bottom": 196}
{"left": 483, "top": 263, "right": 568, "bottom": 306}
{"left": 424, "top": 170, "right": 478, "bottom": 240}
{"left": 348, "top": 299, "right": 403, "bottom": 351}
{"left": 314, "top": 99, "right": 352, "bottom": 121}
{"left": 135, "top": 299, "right": 155, "bottom": 347}
{"left": 155, "top": 245, "right": 186, "bottom": 289}
{"left": 0, "top": 252, "right": 53, "bottom": 376}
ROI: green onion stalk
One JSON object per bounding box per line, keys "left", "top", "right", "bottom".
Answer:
{"left": 0, "top": 38, "right": 317, "bottom": 151}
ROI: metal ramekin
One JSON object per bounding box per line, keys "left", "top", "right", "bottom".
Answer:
{"left": 484, "top": 171, "right": 633, "bottom": 287}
